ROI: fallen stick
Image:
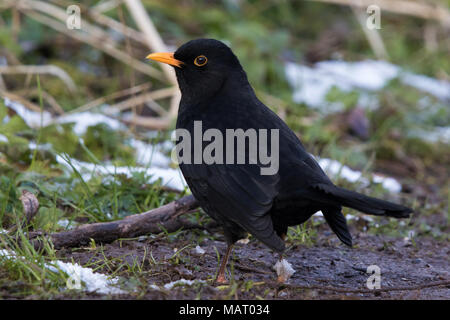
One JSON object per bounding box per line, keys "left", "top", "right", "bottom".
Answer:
{"left": 32, "top": 195, "right": 199, "bottom": 249}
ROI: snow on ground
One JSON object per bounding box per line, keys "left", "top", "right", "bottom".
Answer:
{"left": 0, "top": 248, "right": 125, "bottom": 294}
{"left": 56, "top": 112, "right": 125, "bottom": 136}
{"left": 4, "top": 98, "right": 124, "bottom": 134}
{"left": 162, "top": 279, "right": 206, "bottom": 290}
{"left": 409, "top": 127, "right": 450, "bottom": 144}
{"left": 4, "top": 96, "right": 184, "bottom": 189}
{"left": 0, "top": 133, "right": 8, "bottom": 143}
{"left": 55, "top": 154, "right": 186, "bottom": 191}
{"left": 4, "top": 97, "right": 53, "bottom": 127}
{"left": 317, "top": 157, "right": 402, "bottom": 193}
{"left": 48, "top": 260, "right": 125, "bottom": 294}
{"left": 285, "top": 60, "right": 450, "bottom": 111}
{"left": 129, "top": 138, "right": 171, "bottom": 168}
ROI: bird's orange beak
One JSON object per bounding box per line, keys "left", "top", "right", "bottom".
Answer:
{"left": 146, "top": 52, "right": 183, "bottom": 68}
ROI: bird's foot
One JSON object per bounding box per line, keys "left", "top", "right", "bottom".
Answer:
{"left": 214, "top": 274, "right": 228, "bottom": 285}
{"left": 277, "top": 274, "right": 289, "bottom": 284}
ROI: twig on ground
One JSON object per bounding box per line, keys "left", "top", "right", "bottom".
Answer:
{"left": 15, "top": 88, "right": 65, "bottom": 114}
{"left": 31, "top": 195, "right": 199, "bottom": 249}
{"left": 105, "top": 87, "right": 176, "bottom": 113}
{"left": 0, "top": 89, "right": 43, "bottom": 112}
{"left": 68, "top": 83, "right": 152, "bottom": 115}
{"left": 119, "top": 114, "right": 172, "bottom": 130}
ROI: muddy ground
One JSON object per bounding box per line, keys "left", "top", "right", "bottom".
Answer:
{"left": 53, "top": 221, "right": 449, "bottom": 300}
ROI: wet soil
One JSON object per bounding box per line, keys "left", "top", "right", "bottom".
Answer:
{"left": 55, "top": 224, "right": 449, "bottom": 300}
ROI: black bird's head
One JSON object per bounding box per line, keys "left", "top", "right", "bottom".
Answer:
{"left": 147, "top": 39, "right": 250, "bottom": 103}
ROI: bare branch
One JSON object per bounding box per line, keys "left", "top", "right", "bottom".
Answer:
{"left": 32, "top": 195, "right": 199, "bottom": 249}
{"left": 18, "top": 8, "right": 164, "bottom": 80}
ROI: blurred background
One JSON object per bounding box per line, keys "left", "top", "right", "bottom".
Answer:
{"left": 0, "top": 0, "right": 448, "bottom": 298}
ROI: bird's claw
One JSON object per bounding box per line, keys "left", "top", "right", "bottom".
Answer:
{"left": 214, "top": 275, "right": 228, "bottom": 285}
{"left": 277, "top": 275, "right": 288, "bottom": 284}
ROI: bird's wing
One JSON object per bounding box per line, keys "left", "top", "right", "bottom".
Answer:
{"left": 180, "top": 162, "right": 285, "bottom": 251}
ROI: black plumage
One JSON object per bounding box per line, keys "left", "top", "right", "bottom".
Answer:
{"left": 147, "top": 39, "right": 412, "bottom": 283}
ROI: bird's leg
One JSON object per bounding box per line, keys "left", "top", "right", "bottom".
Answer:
{"left": 276, "top": 252, "right": 285, "bottom": 283}
{"left": 215, "top": 244, "right": 234, "bottom": 285}
{"left": 276, "top": 233, "right": 287, "bottom": 283}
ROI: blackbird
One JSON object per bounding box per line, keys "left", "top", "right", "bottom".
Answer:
{"left": 147, "top": 39, "right": 412, "bottom": 283}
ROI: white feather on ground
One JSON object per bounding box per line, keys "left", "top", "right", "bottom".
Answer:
{"left": 273, "top": 258, "right": 296, "bottom": 282}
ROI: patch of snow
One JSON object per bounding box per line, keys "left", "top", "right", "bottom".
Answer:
{"left": 402, "top": 73, "right": 450, "bottom": 101}
{"left": 28, "top": 142, "right": 53, "bottom": 151}
{"left": 56, "top": 112, "right": 124, "bottom": 136}
{"left": 273, "top": 258, "right": 295, "bottom": 282}
{"left": 372, "top": 174, "right": 402, "bottom": 194}
{"left": 57, "top": 219, "right": 73, "bottom": 229}
{"left": 317, "top": 60, "right": 399, "bottom": 91}
{"left": 56, "top": 154, "right": 186, "bottom": 191}
{"left": 285, "top": 60, "right": 450, "bottom": 111}
{"left": 4, "top": 97, "right": 52, "bottom": 127}
{"left": 129, "top": 139, "right": 171, "bottom": 168}
{"left": 0, "top": 248, "right": 124, "bottom": 295}
{"left": 3, "top": 98, "right": 126, "bottom": 136}
{"left": 0, "top": 249, "right": 14, "bottom": 258}
{"left": 409, "top": 127, "right": 450, "bottom": 144}
{"left": 148, "top": 284, "right": 160, "bottom": 290}
{"left": 49, "top": 260, "right": 125, "bottom": 295}
{"left": 163, "top": 279, "right": 205, "bottom": 290}
{"left": 317, "top": 157, "right": 402, "bottom": 193}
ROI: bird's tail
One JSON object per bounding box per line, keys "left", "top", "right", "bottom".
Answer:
{"left": 314, "top": 183, "right": 413, "bottom": 218}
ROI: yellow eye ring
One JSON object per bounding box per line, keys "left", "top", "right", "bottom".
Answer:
{"left": 194, "top": 55, "right": 208, "bottom": 67}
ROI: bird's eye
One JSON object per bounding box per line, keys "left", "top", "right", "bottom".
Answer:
{"left": 194, "top": 55, "right": 208, "bottom": 67}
